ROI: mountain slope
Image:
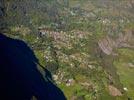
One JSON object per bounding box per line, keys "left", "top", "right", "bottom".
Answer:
{"left": 0, "top": 0, "right": 134, "bottom": 100}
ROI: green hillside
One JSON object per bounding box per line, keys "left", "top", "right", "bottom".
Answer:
{"left": 0, "top": 0, "right": 134, "bottom": 100}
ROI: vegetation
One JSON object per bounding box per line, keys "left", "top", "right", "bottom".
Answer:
{"left": 1, "top": 0, "right": 134, "bottom": 99}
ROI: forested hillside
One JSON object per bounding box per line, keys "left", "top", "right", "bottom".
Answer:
{"left": 0, "top": 0, "right": 134, "bottom": 100}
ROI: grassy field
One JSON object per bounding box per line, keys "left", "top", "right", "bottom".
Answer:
{"left": 115, "top": 48, "right": 134, "bottom": 99}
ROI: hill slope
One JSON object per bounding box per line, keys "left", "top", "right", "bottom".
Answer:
{"left": 0, "top": 0, "right": 134, "bottom": 100}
